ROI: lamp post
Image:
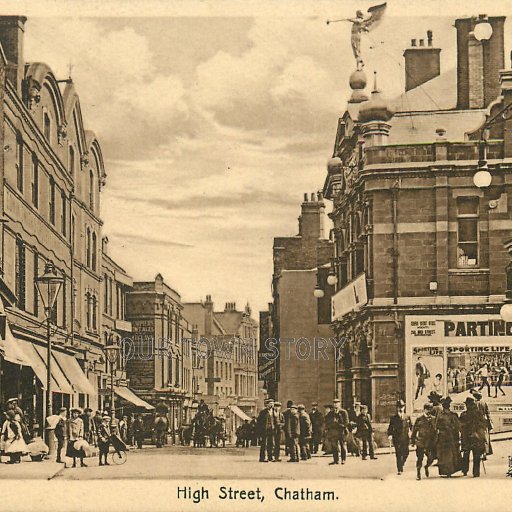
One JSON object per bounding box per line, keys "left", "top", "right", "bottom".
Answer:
{"left": 103, "top": 333, "right": 120, "bottom": 424}
{"left": 35, "top": 260, "right": 63, "bottom": 446}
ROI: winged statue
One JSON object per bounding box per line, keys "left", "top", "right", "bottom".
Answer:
{"left": 327, "top": 3, "right": 387, "bottom": 70}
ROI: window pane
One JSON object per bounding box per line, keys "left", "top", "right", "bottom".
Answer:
{"left": 457, "top": 197, "right": 479, "bottom": 215}
{"left": 458, "top": 219, "right": 477, "bottom": 242}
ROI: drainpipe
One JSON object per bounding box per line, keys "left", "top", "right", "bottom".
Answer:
{"left": 391, "top": 180, "right": 400, "bottom": 304}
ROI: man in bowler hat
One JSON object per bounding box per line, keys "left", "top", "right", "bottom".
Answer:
{"left": 387, "top": 399, "right": 412, "bottom": 475}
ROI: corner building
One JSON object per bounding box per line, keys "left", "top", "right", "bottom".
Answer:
{"left": 323, "top": 15, "right": 512, "bottom": 432}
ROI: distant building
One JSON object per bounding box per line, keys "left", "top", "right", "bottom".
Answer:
{"left": 125, "top": 274, "right": 193, "bottom": 434}
{"left": 265, "top": 192, "right": 335, "bottom": 408}
{"left": 183, "top": 297, "right": 260, "bottom": 434}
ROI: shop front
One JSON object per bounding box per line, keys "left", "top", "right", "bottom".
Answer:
{"left": 406, "top": 314, "right": 512, "bottom": 432}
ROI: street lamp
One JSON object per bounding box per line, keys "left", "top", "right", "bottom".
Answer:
{"left": 103, "top": 334, "right": 120, "bottom": 423}
{"left": 327, "top": 258, "right": 338, "bottom": 286}
{"left": 36, "top": 260, "right": 63, "bottom": 446}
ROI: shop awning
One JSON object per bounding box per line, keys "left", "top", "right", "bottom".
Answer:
{"left": 229, "top": 405, "right": 251, "bottom": 422}
{"left": 114, "top": 386, "right": 155, "bottom": 410}
{"left": 15, "top": 339, "right": 60, "bottom": 391}
{"left": 1, "top": 323, "right": 29, "bottom": 366}
{"left": 32, "top": 344, "right": 74, "bottom": 395}
{"left": 53, "top": 351, "right": 95, "bottom": 395}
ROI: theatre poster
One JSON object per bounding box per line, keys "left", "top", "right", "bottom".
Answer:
{"left": 405, "top": 314, "right": 512, "bottom": 431}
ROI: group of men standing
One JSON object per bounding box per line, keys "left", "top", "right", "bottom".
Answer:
{"left": 255, "top": 398, "right": 377, "bottom": 465}
{"left": 387, "top": 389, "right": 493, "bottom": 479}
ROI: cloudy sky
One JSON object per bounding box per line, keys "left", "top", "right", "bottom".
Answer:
{"left": 19, "top": 1, "right": 511, "bottom": 314}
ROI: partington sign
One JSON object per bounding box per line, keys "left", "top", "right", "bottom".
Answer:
{"left": 443, "top": 320, "right": 512, "bottom": 337}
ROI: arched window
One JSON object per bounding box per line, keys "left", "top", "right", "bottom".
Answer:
{"left": 86, "top": 228, "right": 91, "bottom": 268}
{"left": 92, "top": 232, "right": 97, "bottom": 271}
{"left": 49, "top": 176, "right": 55, "bottom": 225}
{"left": 69, "top": 146, "right": 75, "bottom": 178}
{"left": 89, "top": 170, "right": 94, "bottom": 210}
{"left": 92, "top": 295, "right": 97, "bottom": 330}
{"left": 16, "top": 132, "right": 23, "bottom": 192}
{"left": 61, "top": 190, "right": 67, "bottom": 236}
{"left": 85, "top": 292, "right": 91, "bottom": 330}
{"left": 43, "top": 113, "right": 51, "bottom": 141}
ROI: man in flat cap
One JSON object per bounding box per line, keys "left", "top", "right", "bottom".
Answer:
{"left": 285, "top": 404, "right": 300, "bottom": 462}
{"left": 309, "top": 402, "right": 324, "bottom": 455}
{"left": 283, "top": 400, "right": 293, "bottom": 457}
{"left": 324, "top": 398, "right": 349, "bottom": 465}
{"left": 257, "top": 398, "right": 276, "bottom": 462}
{"left": 298, "top": 404, "right": 312, "bottom": 460}
{"left": 387, "top": 399, "right": 412, "bottom": 475}
{"left": 272, "top": 401, "right": 284, "bottom": 462}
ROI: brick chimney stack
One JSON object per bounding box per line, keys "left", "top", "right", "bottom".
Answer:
{"left": 204, "top": 294, "right": 213, "bottom": 336}
{"left": 403, "top": 30, "right": 441, "bottom": 92}
{"left": 299, "top": 192, "right": 325, "bottom": 240}
{"left": 455, "top": 15, "right": 506, "bottom": 109}
{"left": 0, "top": 16, "right": 27, "bottom": 95}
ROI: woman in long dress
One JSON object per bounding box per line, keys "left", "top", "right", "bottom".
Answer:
{"left": 1, "top": 410, "right": 28, "bottom": 463}
{"left": 66, "top": 408, "right": 86, "bottom": 468}
{"left": 434, "top": 397, "right": 462, "bottom": 476}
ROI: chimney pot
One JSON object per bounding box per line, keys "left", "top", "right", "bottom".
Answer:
{"left": 310, "top": 192, "right": 315, "bottom": 201}
{"left": 411, "top": 39, "right": 417, "bottom": 47}
{"left": 304, "top": 193, "right": 308, "bottom": 202}
{"left": 419, "top": 39, "right": 425, "bottom": 47}
{"left": 427, "top": 30, "right": 433, "bottom": 46}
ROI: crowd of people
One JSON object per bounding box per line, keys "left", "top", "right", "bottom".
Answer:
{"left": 251, "top": 388, "right": 494, "bottom": 479}
{"left": 0, "top": 398, "right": 147, "bottom": 467}
{"left": 388, "top": 388, "right": 493, "bottom": 479}
{"left": 253, "top": 398, "right": 378, "bottom": 464}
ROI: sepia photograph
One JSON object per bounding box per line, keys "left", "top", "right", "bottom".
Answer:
{"left": 0, "top": 0, "right": 511, "bottom": 510}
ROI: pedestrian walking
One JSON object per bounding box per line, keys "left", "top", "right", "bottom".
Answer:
{"left": 460, "top": 397, "right": 486, "bottom": 478}
{"left": 411, "top": 403, "right": 436, "bottom": 480}
{"left": 321, "top": 404, "right": 333, "bottom": 455}
{"left": 92, "top": 410, "right": 103, "bottom": 446}
{"left": 309, "top": 402, "right": 324, "bottom": 454}
{"left": 324, "top": 398, "right": 349, "bottom": 465}
{"left": 298, "top": 404, "right": 312, "bottom": 460}
{"left": 356, "top": 405, "right": 377, "bottom": 460}
{"left": 471, "top": 389, "right": 493, "bottom": 457}
{"left": 387, "top": 399, "right": 412, "bottom": 475}
{"left": 433, "top": 396, "right": 461, "bottom": 477}
{"left": 54, "top": 407, "right": 68, "bottom": 464}
{"left": 81, "top": 408, "right": 95, "bottom": 445}
{"left": 257, "top": 399, "right": 275, "bottom": 462}
{"left": 282, "top": 400, "right": 293, "bottom": 457}
{"left": 133, "top": 414, "right": 144, "bottom": 449}
{"left": 119, "top": 415, "right": 128, "bottom": 443}
{"left": 285, "top": 404, "right": 300, "bottom": 462}
{"left": 272, "top": 401, "right": 284, "bottom": 462}
{"left": 66, "top": 407, "right": 87, "bottom": 468}
{"left": 97, "top": 415, "right": 111, "bottom": 466}
{"left": 1, "top": 410, "right": 28, "bottom": 463}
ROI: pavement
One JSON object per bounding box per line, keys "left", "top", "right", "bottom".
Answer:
{"left": 0, "top": 437, "right": 510, "bottom": 480}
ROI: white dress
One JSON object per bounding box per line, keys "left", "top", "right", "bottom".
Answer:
{"left": 2, "top": 419, "right": 28, "bottom": 454}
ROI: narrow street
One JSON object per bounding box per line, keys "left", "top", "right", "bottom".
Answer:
{"left": 44, "top": 439, "right": 512, "bottom": 481}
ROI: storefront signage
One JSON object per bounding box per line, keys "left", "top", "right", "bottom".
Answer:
{"left": 331, "top": 273, "right": 367, "bottom": 321}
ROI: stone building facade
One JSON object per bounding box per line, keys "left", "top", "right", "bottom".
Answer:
{"left": 323, "top": 15, "right": 512, "bottom": 431}
{"left": 0, "top": 15, "right": 110, "bottom": 433}
{"left": 125, "top": 274, "right": 193, "bottom": 432}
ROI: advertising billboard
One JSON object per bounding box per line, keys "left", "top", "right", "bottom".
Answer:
{"left": 405, "top": 315, "right": 512, "bottom": 431}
